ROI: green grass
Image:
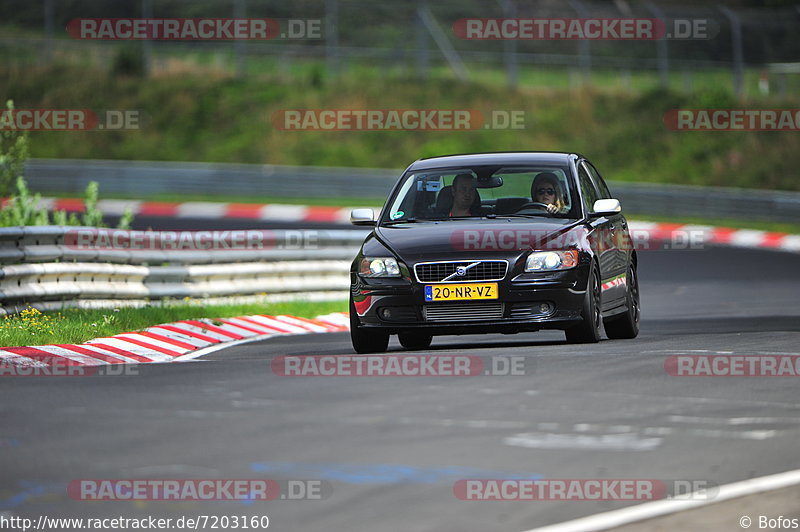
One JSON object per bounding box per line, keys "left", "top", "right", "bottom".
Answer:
{"left": 0, "top": 300, "right": 347, "bottom": 347}
{"left": 2, "top": 62, "right": 800, "bottom": 194}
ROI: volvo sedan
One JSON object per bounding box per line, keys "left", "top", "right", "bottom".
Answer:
{"left": 349, "top": 152, "right": 640, "bottom": 353}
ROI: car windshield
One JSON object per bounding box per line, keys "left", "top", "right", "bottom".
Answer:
{"left": 382, "top": 165, "right": 580, "bottom": 223}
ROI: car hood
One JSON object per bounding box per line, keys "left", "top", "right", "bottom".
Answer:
{"left": 373, "top": 218, "right": 585, "bottom": 263}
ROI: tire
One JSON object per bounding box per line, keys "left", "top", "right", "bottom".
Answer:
{"left": 398, "top": 331, "right": 433, "bottom": 350}
{"left": 349, "top": 299, "right": 389, "bottom": 354}
{"left": 565, "top": 268, "right": 601, "bottom": 344}
{"left": 603, "top": 264, "right": 641, "bottom": 339}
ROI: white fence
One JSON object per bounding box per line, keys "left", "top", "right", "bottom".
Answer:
{"left": 0, "top": 226, "right": 368, "bottom": 315}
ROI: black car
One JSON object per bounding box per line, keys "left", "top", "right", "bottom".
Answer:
{"left": 348, "top": 152, "right": 640, "bottom": 353}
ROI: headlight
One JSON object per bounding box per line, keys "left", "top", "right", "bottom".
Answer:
{"left": 525, "top": 250, "right": 579, "bottom": 272}
{"left": 359, "top": 257, "right": 401, "bottom": 277}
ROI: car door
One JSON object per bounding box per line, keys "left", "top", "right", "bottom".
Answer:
{"left": 576, "top": 160, "right": 624, "bottom": 308}
{"left": 584, "top": 160, "right": 630, "bottom": 281}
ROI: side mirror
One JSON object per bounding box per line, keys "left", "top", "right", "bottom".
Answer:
{"left": 590, "top": 199, "right": 621, "bottom": 218}
{"left": 350, "top": 208, "right": 376, "bottom": 226}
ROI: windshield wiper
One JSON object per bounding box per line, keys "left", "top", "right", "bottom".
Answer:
{"left": 498, "top": 213, "right": 549, "bottom": 219}
{"left": 383, "top": 218, "right": 417, "bottom": 225}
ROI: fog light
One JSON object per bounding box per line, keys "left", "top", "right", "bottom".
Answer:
{"left": 539, "top": 302, "right": 553, "bottom": 314}
{"left": 379, "top": 308, "right": 392, "bottom": 319}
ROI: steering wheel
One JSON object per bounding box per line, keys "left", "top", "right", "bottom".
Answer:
{"left": 516, "top": 202, "right": 550, "bottom": 212}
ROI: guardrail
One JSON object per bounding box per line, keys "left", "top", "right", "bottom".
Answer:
{"left": 24, "top": 159, "right": 800, "bottom": 223}
{"left": 0, "top": 226, "right": 368, "bottom": 315}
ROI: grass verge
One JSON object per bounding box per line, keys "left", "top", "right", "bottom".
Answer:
{"left": 0, "top": 300, "right": 348, "bottom": 348}
{"left": 2, "top": 63, "right": 799, "bottom": 191}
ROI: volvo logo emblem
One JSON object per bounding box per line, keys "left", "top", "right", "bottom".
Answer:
{"left": 456, "top": 266, "right": 467, "bottom": 276}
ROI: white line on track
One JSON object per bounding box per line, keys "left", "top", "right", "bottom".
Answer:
{"left": 522, "top": 468, "right": 800, "bottom": 532}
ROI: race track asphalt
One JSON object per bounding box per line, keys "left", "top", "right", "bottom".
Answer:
{"left": 2, "top": 238, "right": 800, "bottom": 531}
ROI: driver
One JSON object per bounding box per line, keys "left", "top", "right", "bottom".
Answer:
{"left": 531, "top": 172, "right": 567, "bottom": 214}
{"left": 450, "top": 173, "right": 478, "bottom": 217}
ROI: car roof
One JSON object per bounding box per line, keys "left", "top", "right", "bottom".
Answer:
{"left": 407, "top": 152, "right": 581, "bottom": 171}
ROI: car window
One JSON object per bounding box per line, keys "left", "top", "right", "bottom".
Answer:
{"left": 384, "top": 165, "right": 579, "bottom": 222}
{"left": 583, "top": 161, "right": 611, "bottom": 199}
{"left": 577, "top": 164, "right": 600, "bottom": 212}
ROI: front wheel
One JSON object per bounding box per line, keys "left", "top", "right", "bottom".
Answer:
{"left": 398, "top": 331, "right": 433, "bottom": 350}
{"left": 349, "top": 299, "right": 389, "bottom": 354}
{"left": 565, "top": 268, "right": 601, "bottom": 344}
{"left": 603, "top": 264, "right": 640, "bottom": 339}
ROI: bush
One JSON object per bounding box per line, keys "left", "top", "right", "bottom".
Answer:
{"left": 111, "top": 44, "right": 146, "bottom": 78}
{"left": 0, "top": 99, "right": 134, "bottom": 228}
{"left": 0, "top": 100, "right": 29, "bottom": 198}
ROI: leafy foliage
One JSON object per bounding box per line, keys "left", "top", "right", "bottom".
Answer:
{"left": 0, "top": 100, "right": 135, "bottom": 227}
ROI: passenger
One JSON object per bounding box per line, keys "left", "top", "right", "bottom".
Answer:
{"left": 531, "top": 172, "right": 567, "bottom": 214}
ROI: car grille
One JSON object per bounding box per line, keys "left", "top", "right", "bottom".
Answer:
{"left": 414, "top": 260, "right": 507, "bottom": 283}
{"left": 424, "top": 303, "right": 504, "bottom": 322}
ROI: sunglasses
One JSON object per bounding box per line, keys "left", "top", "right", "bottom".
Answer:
{"left": 536, "top": 188, "right": 556, "bottom": 195}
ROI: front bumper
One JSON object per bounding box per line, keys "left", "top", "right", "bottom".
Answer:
{"left": 352, "top": 264, "right": 589, "bottom": 335}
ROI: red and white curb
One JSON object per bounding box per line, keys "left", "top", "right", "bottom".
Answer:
{"left": 8, "top": 197, "right": 362, "bottom": 225}
{"left": 0, "top": 312, "right": 349, "bottom": 369}
{"left": 628, "top": 221, "right": 800, "bottom": 254}
{"left": 9, "top": 198, "right": 798, "bottom": 254}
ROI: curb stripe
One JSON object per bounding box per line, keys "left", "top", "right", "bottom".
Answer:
{"left": 168, "top": 322, "right": 237, "bottom": 341}
{"left": 245, "top": 315, "right": 300, "bottom": 333}
{"left": 138, "top": 202, "right": 179, "bottom": 217}
{"left": 144, "top": 327, "right": 213, "bottom": 348}
{"left": 0, "top": 346, "right": 82, "bottom": 365}
{"left": 150, "top": 325, "right": 222, "bottom": 344}
{"left": 138, "top": 331, "right": 203, "bottom": 351}
{"left": 82, "top": 343, "right": 156, "bottom": 363}
{"left": 252, "top": 316, "right": 308, "bottom": 333}
{"left": 273, "top": 315, "right": 328, "bottom": 332}
{"left": 61, "top": 343, "right": 136, "bottom": 364}
{"left": 0, "top": 350, "right": 43, "bottom": 366}
{"left": 110, "top": 335, "right": 185, "bottom": 356}
{"left": 1, "top": 312, "right": 350, "bottom": 370}
{"left": 114, "top": 332, "right": 186, "bottom": 356}
{"left": 34, "top": 345, "right": 110, "bottom": 366}
{"left": 85, "top": 338, "right": 175, "bottom": 361}
{"left": 215, "top": 318, "right": 273, "bottom": 336}
{"left": 282, "top": 315, "right": 341, "bottom": 332}
{"left": 25, "top": 195, "right": 800, "bottom": 253}
{"left": 225, "top": 203, "right": 264, "bottom": 219}
{"left": 232, "top": 316, "right": 295, "bottom": 334}
{"left": 226, "top": 316, "right": 283, "bottom": 334}
{"left": 179, "top": 320, "right": 245, "bottom": 340}
{"left": 53, "top": 344, "right": 126, "bottom": 364}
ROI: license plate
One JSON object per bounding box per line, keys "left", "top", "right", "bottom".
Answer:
{"left": 424, "top": 283, "right": 498, "bottom": 302}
